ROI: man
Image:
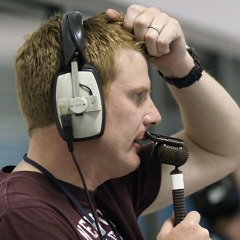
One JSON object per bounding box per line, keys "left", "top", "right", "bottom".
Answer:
{"left": 1, "top": 4, "right": 240, "bottom": 240}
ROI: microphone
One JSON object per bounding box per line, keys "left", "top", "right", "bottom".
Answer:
{"left": 154, "top": 143, "right": 188, "bottom": 167}
{"left": 146, "top": 131, "right": 189, "bottom": 225}
{"left": 146, "top": 131, "right": 189, "bottom": 166}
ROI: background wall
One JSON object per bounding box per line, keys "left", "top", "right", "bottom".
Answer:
{"left": 1, "top": 0, "right": 240, "bottom": 239}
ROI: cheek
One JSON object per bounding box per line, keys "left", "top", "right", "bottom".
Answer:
{"left": 106, "top": 104, "right": 138, "bottom": 129}
{"left": 105, "top": 99, "right": 126, "bottom": 122}
{"left": 104, "top": 94, "right": 143, "bottom": 134}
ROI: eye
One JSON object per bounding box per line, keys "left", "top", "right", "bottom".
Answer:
{"left": 134, "top": 92, "right": 146, "bottom": 105}
{"left": 128, "top": 88, "right": 150, "bottom": 106}
{"left": 136, "top": 93, "right": 143, "bottom": 102}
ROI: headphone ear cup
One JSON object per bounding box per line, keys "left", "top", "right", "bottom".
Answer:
{"left": 52, "top": 64, "right": 105, "bottom": 141}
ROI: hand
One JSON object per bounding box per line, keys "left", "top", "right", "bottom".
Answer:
{"left": 106, "top": 5, "right": 194, "bottom": 78}
{"left": 156, "top": 211, "right": 210, "bottom": 240}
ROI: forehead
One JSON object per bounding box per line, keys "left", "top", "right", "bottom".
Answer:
{"left": 113, "top": 49, "right": 151, "bottom": 90}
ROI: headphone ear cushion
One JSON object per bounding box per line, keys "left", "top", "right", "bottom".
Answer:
{"left": 51, "top": 68, "right": 70, "bottom": 141}
{"left": 190, "top": 174, "right": 239, "bottom": 222}
{"left": 83, "top": 64, "right": 99, "bottom": 80}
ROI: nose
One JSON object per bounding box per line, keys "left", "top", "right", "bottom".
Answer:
{"left": 143, "top": 99, "right": 161, "bottom": 126}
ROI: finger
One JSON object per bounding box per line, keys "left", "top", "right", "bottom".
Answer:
{"left": 176, "top": 211, "right": 210, "bottom": 240}
{"left": 127, "top": 7, "right": 162, "bottom": 41}
{"left": 123, "top": 5, "right": 146, "bottom": 32}
{"left": 105, "top": 9, "right": 121, "bottom": 20}
{"left": 145, "top": 17, "right": 166, "bottom": 56}
{"left": 146, "top": 16, "right": 182, "bottom": 57}
{"left": 183, "top": 211, "right": 201, "bottom": 224}
{"left": 157, "top": 213, "right": 175, "bottom": 237}
{"left": 156, "top": 17, "right": 182, "bottom": 55}
{"left": 132, "top": 7, "right": 162, "bottom": 41}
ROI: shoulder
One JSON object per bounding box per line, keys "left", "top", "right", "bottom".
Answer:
{"left": 0, "top": 170, "right": 65, "bottom": 212}
{"left": 0, "top": 171, "right": 79, "bottom": 239}
{"left": 0, "top": 206, "right": 77, "bottom": 239}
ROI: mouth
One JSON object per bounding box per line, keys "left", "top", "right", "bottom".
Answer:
{"left": 132, "top": 131, "right": 149, "bottom": 149}
{"left": 134, "top": 137, "right": 148, "bottom": 146}
{"left": 136, "top": 132, "right": 149, "bottom": 142}
{"left": 133, "top": 141, "right": 142, "bottom": 153}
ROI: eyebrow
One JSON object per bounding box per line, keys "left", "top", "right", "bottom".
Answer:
{"left": 128, "top": 86, "right": 151, "bottom": 94}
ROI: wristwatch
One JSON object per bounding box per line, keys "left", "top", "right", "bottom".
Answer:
{"left": 158, "top": 45, "right": 203, "bottom": 89}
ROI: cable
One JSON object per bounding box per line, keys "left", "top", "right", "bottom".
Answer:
{"left": 79, "top": 83, "right": 93, "bottom": 95}
{"left": 61, "top": 114, "right": 104, "bottom": 240}
{"left": 70, "top": 151, "right": 104, "bottom": 240}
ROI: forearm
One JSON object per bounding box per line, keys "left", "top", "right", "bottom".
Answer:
{"left": 170, "top": 70, "right": 240, "bottom": 158}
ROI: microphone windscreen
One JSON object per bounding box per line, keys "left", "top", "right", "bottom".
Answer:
{"left": 154, "top": 143, "right": 189, "bottom": 167}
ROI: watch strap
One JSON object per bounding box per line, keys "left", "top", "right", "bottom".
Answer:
{"left": 158, "top": 45, "right": 203, "bottom": 89}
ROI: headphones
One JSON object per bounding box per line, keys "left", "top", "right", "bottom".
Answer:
{"left": 52, "top": 11, "right": 105, "bottom": 142}
{"left": 190, "top": 174, "right": 240, "bottom": 222}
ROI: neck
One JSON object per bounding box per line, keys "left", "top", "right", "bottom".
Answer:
{"left": 13, "top": 125, "right": 105, "bottom": 190}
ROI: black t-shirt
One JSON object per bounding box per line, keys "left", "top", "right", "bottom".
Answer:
{"left": 0, "top": 143, "right": 161, "bottom": 240}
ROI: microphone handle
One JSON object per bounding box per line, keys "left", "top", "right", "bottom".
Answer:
{"left": 170, "top": 168, "right": 187, "bottom": 226}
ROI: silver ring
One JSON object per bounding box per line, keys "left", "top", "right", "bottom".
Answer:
{"left": 148, "top": 25, "right": 161, "bottom": 35}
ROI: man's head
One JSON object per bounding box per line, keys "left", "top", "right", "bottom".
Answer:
{"left": 15, "top": 12, "right": 146, "bottom": 137}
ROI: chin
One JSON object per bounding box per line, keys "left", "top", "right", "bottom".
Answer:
{"left": 128, "top": 154, "right": 141, "bottom": 171}
{"left": 115, "top": 155, "right": 140, "bottom": 177}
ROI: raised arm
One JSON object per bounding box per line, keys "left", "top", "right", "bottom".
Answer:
{"left": 109, "top": 4, "right": 240, "bottom": 205}
{"left": 107, "top": 5, "right": 240, "bottom": 240}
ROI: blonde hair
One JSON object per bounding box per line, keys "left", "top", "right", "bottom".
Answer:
{"left": 15, "top": 12, "right": 146, "bottom": 136}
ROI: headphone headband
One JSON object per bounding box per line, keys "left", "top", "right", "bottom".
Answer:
{"left": 61, "top": 11, "right": 85, "bottom": 68}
